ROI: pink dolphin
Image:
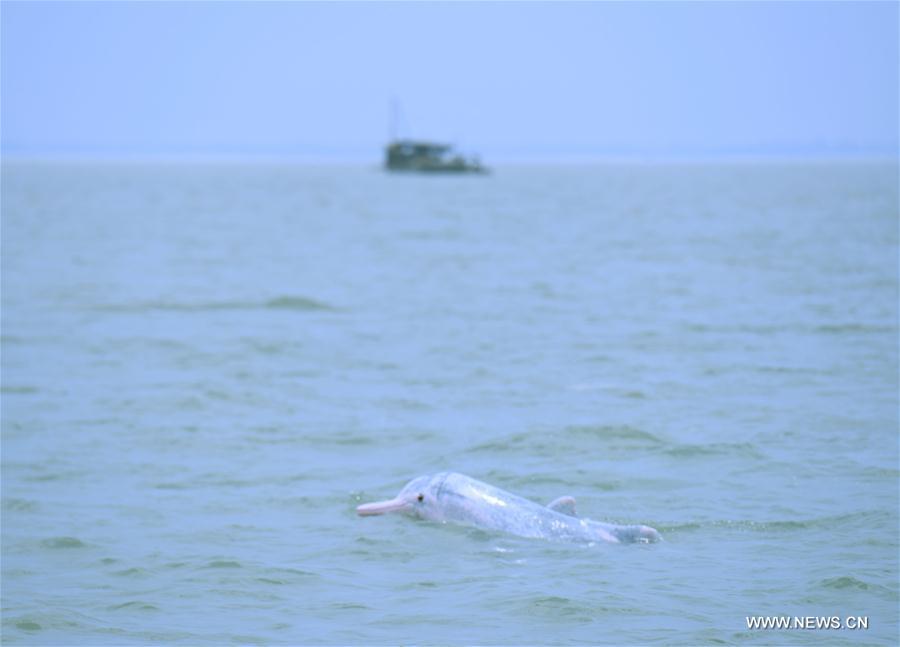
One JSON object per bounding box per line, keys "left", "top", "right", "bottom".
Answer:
{"left": 358, "top": 472, "right": 661, "bottom": 544}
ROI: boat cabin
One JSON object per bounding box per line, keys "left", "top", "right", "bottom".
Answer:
{"left": 385, "top": 139, "right": 486, "bottom": 173}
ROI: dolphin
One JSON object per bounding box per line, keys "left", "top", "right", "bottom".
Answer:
{"left": 357, "top": 472, "right": 661, "bottom": 544}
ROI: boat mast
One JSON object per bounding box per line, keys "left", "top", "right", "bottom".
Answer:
{"left": 389, "top": 97, "right": 411, "bottom": 143}
{"left": 389, "top": 97, "right": 399, "bottom": 143}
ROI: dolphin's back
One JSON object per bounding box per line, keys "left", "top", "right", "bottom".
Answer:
{"left": 429, "top": 473, "right": 603, "bottom": 542}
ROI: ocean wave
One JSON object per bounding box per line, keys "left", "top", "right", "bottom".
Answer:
{"left": 1, "top": 385, "right": 39, "bottom": 395}
{"left": 466, "top": 425, "right": 665, "bottom": 455}
{"left": 564, "top": 424, "right": 664, "bottom": 444}
{"left": 111, "top": 567, "right": 150, "bottom": 578}
{"left": 660, "top": 510, "right": 891, "bottom": 535}
{"left": 40, "top": 536, "right": 87, "bottom": 549}
{"left": 204, "top": 560, "right": 242, "bottom": 569}
{"left": 662, "top": 442, "right": 763, "bottom": 459}
{"left": 684, "top": 321, "right": 896, "bottom": 336}
{"left": 820, "top": 575, "right": 872, "bottom": 590}
{"left": 107, "top": 601, "right": 159, "bottom": 612}
{"left": 818, "top": 576, "right": 897, "bottom": 599}
{"left": 2, "top": 497, "right": 39, "bottom": 512}
{"left": 91, "top": 294, "right": 337, "bottom": 313}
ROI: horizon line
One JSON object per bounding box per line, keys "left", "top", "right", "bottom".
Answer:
{"left": 3, "top": 150, "right": 898, "bottom": 166}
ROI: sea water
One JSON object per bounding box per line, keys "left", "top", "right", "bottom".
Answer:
{"left": 2, "top": 161, "right": 897, "bottom": 645}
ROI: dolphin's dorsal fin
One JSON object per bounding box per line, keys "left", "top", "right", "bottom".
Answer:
{"left": 547, "top": 496, "right": 577, "bottom": 517}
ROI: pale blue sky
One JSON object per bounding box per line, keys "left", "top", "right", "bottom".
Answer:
{"left": 2, "top": 1, "right": 897, "bottom": 160}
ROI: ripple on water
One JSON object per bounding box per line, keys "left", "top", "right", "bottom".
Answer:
{"left": 91, "top": 294, "right": 336, "bottom": 314}
{"left": 108, "top": 601, "right": 159, "bottom": 612}
{"left": 660, "top": 510, "right": 891, "bottom": 536}
{"left": 24, "top": 469, "right": 85, "bottom": 483}
{"left": 205, "top": 560, "right": 242, "bottom": 569}
{"left": 261, "top": 567, "right": 320, "bottom": 582}
{"left": 5, "top": 611, "right": 96, "bottom": 637}
{"left": 820, "top": 576, "right": 871, "bottom": 590}
{"left": 111, "top": 567, "right": 150, "bottom": 578}
{"left": 1, "top": 385, "right": 39, "bottom": 394}
{"left": 813, "top": 575, "right": 898, "bottom": 602}
{"left": 2, "top": 497, "right": 39, "bottom": 512}
{"left": 516, "top": 594, "right": 646, "bottom": 623}
{"left": 563, "top": 424, "right": 664, "bottom": 445}
{"left": 303, "top": 431, "right": 378, "bottom": 447}
{"left": 40, "top": 536, "right": 86, "bottom": 549}
{"left": 662, "top": 442, "right": 764, "bottom": 459}
{"left": 264, "top": 295, "right": 336, "bottom": 311}
{"left": 153, "top": 473, "right": 268, "bottom": 490}
{"left": 467, "top": 424, "right": 664, "bottom": 456}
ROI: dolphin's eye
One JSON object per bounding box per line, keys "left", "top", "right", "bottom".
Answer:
{"left": 417, "top": 493, "right": 424, "bottom": 502}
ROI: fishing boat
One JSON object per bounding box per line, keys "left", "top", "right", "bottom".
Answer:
{"left": 384, "top": 100, "right": 488, "bottom": 174}
{"left": 384, "top": 139, "right": 487, "bottom": 174}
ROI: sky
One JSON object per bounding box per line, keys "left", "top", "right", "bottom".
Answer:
{"left": 1, "top": 1, "right": 898, "bottom": 161}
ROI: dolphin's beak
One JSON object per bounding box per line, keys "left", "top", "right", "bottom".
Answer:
{"left": 357, "top": 497, "right": 409, "bottom": 516}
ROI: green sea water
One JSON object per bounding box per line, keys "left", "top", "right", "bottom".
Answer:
{"left": 2, "top": 161, "right": 897, "bottom": 644}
